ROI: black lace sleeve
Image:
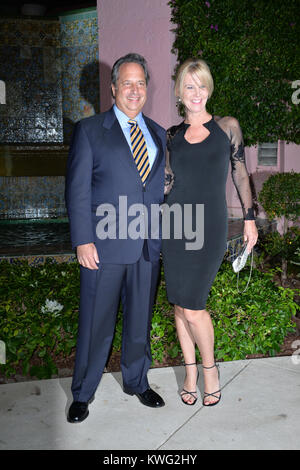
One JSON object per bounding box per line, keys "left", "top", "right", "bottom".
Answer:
{"left": 216, "top": 116, "right": 255, "bottom": 220}
{"left": 164, "top": 126, "right": 178, "bottom": 195}
{"left": 164, "top": 122, "right": 189, "bottom": 195}
{"left": 164, "top": 151, "right": 174, "bottom": 195}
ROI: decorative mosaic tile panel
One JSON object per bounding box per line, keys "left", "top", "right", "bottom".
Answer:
{"left": 0, "top": 18, "right": 63, "bottom": 144}
{"left": 0, "top": 254, "right": 76, "bottom": 266}
{"left": 0, "top": 8, "right": 99, "bottom": 218}
{"left": 59, "top": 9, "right": 100, "bottom": 143}
{"left": 0, "top": 9, "right": 99, "bottom": 145}
{"left": 0, "top": 176, "right": 66, "bottom": 219}
{"left": 0, "top": 18, "right": 60, "bottom": 47}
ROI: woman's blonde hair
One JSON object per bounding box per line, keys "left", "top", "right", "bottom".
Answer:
{"left": 175, "top": 58, "right": 214, "bottom": 100}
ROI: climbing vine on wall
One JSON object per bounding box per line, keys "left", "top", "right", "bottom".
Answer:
{"left": 169, "top": 0, "right": 300, "bottom": 145}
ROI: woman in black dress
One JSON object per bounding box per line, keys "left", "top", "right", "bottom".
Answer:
{"left": 162, "top": 59, "right": 258, "bottom": 406}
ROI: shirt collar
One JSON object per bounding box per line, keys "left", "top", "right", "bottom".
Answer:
{"left": 113, "top": 104, "right": 143, "bottom": 129}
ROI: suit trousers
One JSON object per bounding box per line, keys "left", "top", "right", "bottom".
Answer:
{"left": 71, "top": 242, "right": 160, "bottom": 402}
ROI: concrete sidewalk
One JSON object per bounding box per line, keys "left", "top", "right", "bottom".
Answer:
{"left": 0, "top": 356, "right": 299, "bottom": 450}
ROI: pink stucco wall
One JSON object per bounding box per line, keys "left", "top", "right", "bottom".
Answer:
{"left": 284, "top": 143, "right": 300, "bottom": 172}
{"left": 97, "top": 0, "right": 180, "bottom": 129}
{"left": 97, "top": 0, "right": 299, "bottom": 220}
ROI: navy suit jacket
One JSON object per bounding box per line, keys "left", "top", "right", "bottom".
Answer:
{"left": 65, "top": 107, "right": 166, "bottom": 264}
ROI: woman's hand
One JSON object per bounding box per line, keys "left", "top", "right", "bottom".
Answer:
{"left": 243, "top": 220, "right": 258, "bottom": 252}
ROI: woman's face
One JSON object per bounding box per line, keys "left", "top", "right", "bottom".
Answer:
{"left": 181, "top": 71, "right": 209, "bottom": 115}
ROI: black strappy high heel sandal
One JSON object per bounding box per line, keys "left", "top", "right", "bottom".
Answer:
{"left": 202, "top": 363, "right": 221, "bottom": 407}
{"left": 181, "top": 362, "right": 199, "bottom": 406}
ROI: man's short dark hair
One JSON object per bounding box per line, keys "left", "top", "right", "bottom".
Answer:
{"left": 111, "top": 53, "right": 150, "bottom": 88}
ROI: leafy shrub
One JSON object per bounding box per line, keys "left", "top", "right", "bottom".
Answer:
{"left": 169, "top": 0, "right": 299, "bottom": 145}
{"left": 0, "top": 259, "right": 298, "bottom": 379}
{"left": 208, "top": 262, "right": 298, "bottom": 360}
{"left": 258, "top": 172, "right": 300, "bottom": 222}
{"left": 0, "top": 260, "right": 80, "bottom": 379}
{"left": 258, "top": 171, "right": 300, "bottom": 282}
{"left": 291, "top": 247, "right": 300, "bottom": 268}
{"left": 259, "top": 226, "right": 300, "bottom": 263}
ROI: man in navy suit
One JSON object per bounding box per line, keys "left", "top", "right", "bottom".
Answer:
{"left": 65, "top": 53, "right": 166, "bottom": 423}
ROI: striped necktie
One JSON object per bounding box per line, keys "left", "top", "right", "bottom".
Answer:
{"left": 128, "top": 119, "right": 150, "bottom": 185}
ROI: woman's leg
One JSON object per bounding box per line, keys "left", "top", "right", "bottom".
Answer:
{"left": 174, "top": 305, "right": 198, "bottom": 404}
{"left": 175, "top": 306, "right": 220, "bottom": 405}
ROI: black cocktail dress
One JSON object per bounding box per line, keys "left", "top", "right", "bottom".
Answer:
{"left": 162, "top": 116, "right": 254, "bottom": 310}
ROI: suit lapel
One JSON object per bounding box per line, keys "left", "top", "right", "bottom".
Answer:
{"left": 143, "top": 115, "right": 164, "bottom": 183}
{"left": 102, "top": 108, "right": 142, "bottom": 179}
{"left": 102, "top": 108, "right": 164, "bottom": 185}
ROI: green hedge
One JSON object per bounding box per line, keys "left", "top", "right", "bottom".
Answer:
{"left": 0, "top": 259, "right": 297, "bottom": 379}
{"left": 169, "top": 0, "right": 300, "bottom": 145}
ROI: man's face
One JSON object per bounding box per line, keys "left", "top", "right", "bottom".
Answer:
{"left": 112, "top": 62, "right": 147, "bottom": 118}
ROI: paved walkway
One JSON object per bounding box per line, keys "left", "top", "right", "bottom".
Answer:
{"left": 0, "top": 356, "right": 299, "bottom": 450}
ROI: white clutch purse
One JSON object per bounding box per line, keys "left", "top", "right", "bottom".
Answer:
{"left": 232, "top": 243, "right": 253, "bottom": 293}
{"left": 232, "top": 244, "right": 250, "bottom": 273}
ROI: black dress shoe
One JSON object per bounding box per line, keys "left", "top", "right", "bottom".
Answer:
{"left": 126, "top": 388, "right": 165, "bottom": 408}
{"left": 67, "top": 401, "right": 89, "bottom": 423}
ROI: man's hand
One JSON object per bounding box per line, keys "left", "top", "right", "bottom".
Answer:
{"left": 76, "top": 243, "right": 99, "bottom": 270}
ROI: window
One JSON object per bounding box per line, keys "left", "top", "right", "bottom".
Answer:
{"left": 258, "top": 142, "right": 278, "bottom": 166}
